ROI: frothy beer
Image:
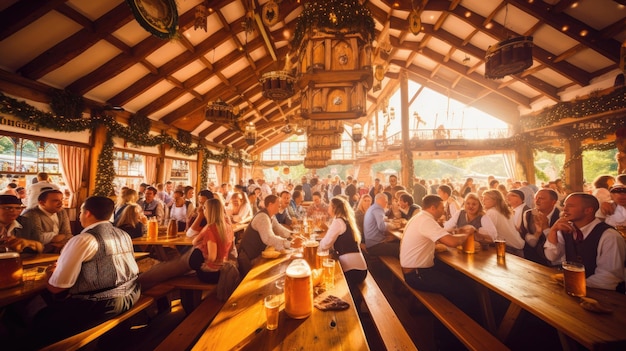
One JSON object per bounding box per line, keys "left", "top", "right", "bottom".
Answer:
{"left": 0, "top": 252, "right": 23, "bottom": 289}
{"left": 562, "top": 261, "right": 586, "bottom": 297}
{"left": 284, "top": 259, "right": 313, "bottom": 319}
{"left": 495, "top": 239, "right": 506, "bottom": 258}
{"left": 303, "top": 240, "right": 320, "bottom": 269}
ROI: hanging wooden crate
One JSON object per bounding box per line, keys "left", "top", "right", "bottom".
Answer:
{"left": 307, "top": 133, "right": 342, "bottom": 150}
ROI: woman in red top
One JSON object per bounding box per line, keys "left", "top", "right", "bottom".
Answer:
{"left": 188, "top": 198, "right": 234, "bottom": 283}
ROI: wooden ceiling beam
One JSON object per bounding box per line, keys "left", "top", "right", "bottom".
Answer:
{"left": 67, "top": 11, "right": 197, "bottom": 95}
{"left": 506, "top": 0, "right": 620, "bottom": 63}
{"left": 108, "top": 29, "right": 233, "bottom": 106}
{"left": 0, "top": 0, "right": 68, "bottom": 41}
{"left": 18, "top": 3, "right": 133, "bottom": 79}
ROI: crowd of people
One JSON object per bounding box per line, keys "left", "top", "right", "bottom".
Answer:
{"left": 1, "top": 170, "right": 625, "bottom": 349}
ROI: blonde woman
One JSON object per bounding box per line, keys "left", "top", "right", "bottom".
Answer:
{"left": 319, "top": 196, "right": 367, "bottom": 309}
{"left": 188, "top": 198, "right": 235, "bottom": 283}
{"left": 113, "top": 188, "right": 138, "bottom": 225}
{"left": 443, "top": 193, "right": 496, "bottom": 242}
{"left": 482, "top": 189, "right": 525, "bottom": 256}
{"left": 354, "top": 194, "right": 372, "bottom": 236}
{"left": 115, "top": 202, "right": 147, "bottom": 238}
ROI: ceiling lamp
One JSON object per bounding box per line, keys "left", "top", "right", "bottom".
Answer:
{"left": 205, "top": 98, "right": 240, "bottom": 126}
{"left": 485, "top": 36, "right": 533, "bottom": 79}
{"left": 260, "top": 70, "right": 295, "bottom": 101}
{"left": 292, "top": 0, "right": 375, "bottom": 120}
{"left": 244, "top": 122, "right": 257, "bottom": 145}
{"left": 351, "top": 123, "right": 363, "bottom": 142}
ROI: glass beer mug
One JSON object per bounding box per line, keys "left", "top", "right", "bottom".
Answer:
{"left": 284, "top": 258, "right": 313, "bottom": 319}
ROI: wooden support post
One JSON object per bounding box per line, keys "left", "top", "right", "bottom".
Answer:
{"left": 515, "top": 142, "right": 536, "bottom": 184}
{"left": 400, "top": 72, "right": 414, "bottom": 189}
{"left": 87, "top": 124, "right": 108, "bottom": 196}
{"left": 563, "top": 138, "right": 584, "bottom": 192}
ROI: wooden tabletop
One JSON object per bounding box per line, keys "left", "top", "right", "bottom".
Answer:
{"left": 436, "top": 246, "right": 626, "bottom": 350}
{"left": 132, "top": 234, "right": 195, "bottom": 246}
{"left": 0, "top": 252, "right": 151, "bottom": 308}
{"left": 191, "top": 255, "right": 369, "bottom": 351}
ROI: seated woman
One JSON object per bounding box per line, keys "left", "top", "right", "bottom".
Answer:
{"left": 443, "top": 192, "right": 496, "bottom": 243}
{"left": 226, "top": 192, "right": 252, "bottom": 224}
{"left": 113, "top": 188, "right": 138, "bottom": 225}
{"left": 115, "top": 202, "right": 147, "bottom": 238}
{"left": 319, "top": 196, "right": 367, "bottom": 310}
{"left": 188, "top": 198, "right": 235, "bottom": 283}
{"left": 354, "top": 194, "right": 372, "bottom": 237}
{"left": 482, "top": 189, "right": 526, "bottom": 256}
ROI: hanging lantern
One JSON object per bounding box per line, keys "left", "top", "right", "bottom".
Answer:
{"left": 194, "top": 3, "right": 208, "bottom": 32}
{"left": 485, "top": 36, "right": 533, "bottom": 79}
{"left": 352, "top": 123, "right": 363, "bottom": 142}
{"left": 260, "top": 70, "right": 295, "bottom": 101}
{"left": 273, "top": 165, "right": 280, "bottom": 171}
{"left": 205, "top": 98, "right": 238, "bottom": 126}
{"left": 283, "top": 166, "right": 290, "bottom": 175}
{"left": 244, "top": 122, "right": 257, "bottom": 145}
{"left": 409, "top": 9, "right": 421, "bottom": 35}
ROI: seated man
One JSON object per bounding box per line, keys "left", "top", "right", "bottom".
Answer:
{"left": 363, "top": 193, "right": 400, "bottom": 257}
{"left": 25, "top": 172, "right": 60, "bottom": 209}
{"left": 0, "top": 194, "right": 41, "bottom": 253}
{"left": 22, "top": 189, "right": 72, "bottom": 253}
{"left": 137, "top": 186, "right": 165, "bottom": 224}
{"left": 287, "top": 190, "right": 305, "bottom": 220}
{"left": 238, "top": 195, "right": 300, "bottom": 277}
{"left": 545, "top": 192, "right": 626, "bottom": 292}
{"left": 602, "top": 184, "right": 626, "bottom": 226}
{"left": 398, "top": 193, "right": 420, "bottom": 220}
{"left": 520, "top": 188, "right": 561, "bottom": 266}
{"left": 275, "top": 191, "right": 293, "bottom": 227}
{"left": 31, "top": 196, "right": 140, "bottom": 348}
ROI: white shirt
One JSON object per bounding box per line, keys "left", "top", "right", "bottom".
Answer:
{"left": 544, "top": 218, "right": 626, "bottom": 290}
{"left": 49, "top": 221, "right": 138, "bottom": 289}
{"left": 319, "top": 217, "right": 367, "bottom": 272}
{"left": 485, "top": 208, "right": 525, "bottom": 249}
{"left": 512, "top": 204, "right": 526, "bottom": 231}
{"left": 169, "top": 203, "right": 187, "bottom": 222}
{"left": 38, "top": 205, "right": 60, "bottom": 245}
{"left": 400, "top": 211, "right": 450, "bottom": 269}
{"left": 605, "top": 204, "right": 626, "bottom": 227}
{"left": 247, "top": 212, "right": 293, "bottom": 250}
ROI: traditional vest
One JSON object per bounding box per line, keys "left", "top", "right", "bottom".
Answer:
{"left": 563, "top": 221, "right": 612, "bottom": 277}
{"left": 333, "top": 218, "right": 360, "bottom": 256}
{"left": 456, "top": 210, "right": 483, "bottom": 229}
{"left": 239, "top": 210, "right": 271, "bottom": 261}
{"left": 70, "top": 223, "right": 137, "bottom": 299}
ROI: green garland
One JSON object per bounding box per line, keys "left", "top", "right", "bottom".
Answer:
{"left": 93, "top": 131, "right": 115, "bottom": 197}
{"left": 521, "top": 86, "right": 626, "bottom": 129}
{"left": 50, "top": 89, "right": 84, "bottom": 120}
{"left": 0, "top": 92, "right": 252, "bottom": 195}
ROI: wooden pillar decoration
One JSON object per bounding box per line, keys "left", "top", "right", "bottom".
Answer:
{"left": 157, "top": 141, "right": 168, "bottom": 184}
{"left": 563, "top": 138, "right": 584, "bottom": 192}
{"left": 196, "top": 148, "right": 205, "bottom": 192}
{"left": 400, "top": 72, "right": 414, "bottom": 189}
{"left": 515, "top": 142, "right": 536, "bottom": 185}
{"left": 221, "top": 156, "right": 230, "bottom": 185}
{"left": 87, "top": 124, "right": 108, "bottom": 196}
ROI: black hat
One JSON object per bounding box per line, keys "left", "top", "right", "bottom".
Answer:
{"left": 610, "top": 184, "right": 626, "bottom": 193}
{"left": 0, "top": 194, "right": 24, "bottom": 206}
{"left": 508, "top": 189, "right": 525, "bottom": 201}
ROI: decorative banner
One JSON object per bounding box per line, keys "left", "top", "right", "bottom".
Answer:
{"left": 126, "top": 0, "right": 178, "bottom": 39}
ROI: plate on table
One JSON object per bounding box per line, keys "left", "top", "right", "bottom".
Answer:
{"left": 261, "top": 248, "right": 281, "bottom": 259}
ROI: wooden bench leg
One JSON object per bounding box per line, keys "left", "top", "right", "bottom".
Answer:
{"left": 497, "top": 302, "right": 522, "bottom": 342}
{"left": 180, "top": 289, "right": 203, "bottom": 314}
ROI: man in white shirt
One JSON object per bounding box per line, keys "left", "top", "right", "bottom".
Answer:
{"left": 544, "top": 193, "right": 625, "bottom": 292}
{"left": 506, "top": 189, "right": 529, "bottom": 233}
{"left": 400, "top": 194, "right": 479, "bottom": 344}
{"left": 436, "top": 184, "right": 460, "bottom": 222}
{"left": 25, "top": 172, "right": 60, "bottom": 209}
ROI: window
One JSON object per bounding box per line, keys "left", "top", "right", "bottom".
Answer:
{"left": 0, "top": 135, "right": 60, "bottom": 187}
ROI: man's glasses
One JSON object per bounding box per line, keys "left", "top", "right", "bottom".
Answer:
{"left": 0, "top": 206, "right": 23, "bottom": 211}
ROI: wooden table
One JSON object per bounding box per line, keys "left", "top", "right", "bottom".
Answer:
{"left": 191, "top": 255, "right": 369, "bottom": 351}
{"left": 0, "top": 252, "right": 151, "bottom": 308}
{"left": 436, "top": 246, "right": 626, "bottom": 351}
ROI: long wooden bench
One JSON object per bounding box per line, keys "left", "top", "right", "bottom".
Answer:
{"left": 359, "top": 272, "right": 418, "bottom": 351}
{"left": 39, "top": 295, "right": 155, "bottom": 351}
{"left": 160, "top": 274, "right": 217, "bottom": 313}
{"left": 378, "top": 256, "right": 510, "bottom": 351}
{"left": 153, "top": 292, "right": 225, "bottom": 351}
